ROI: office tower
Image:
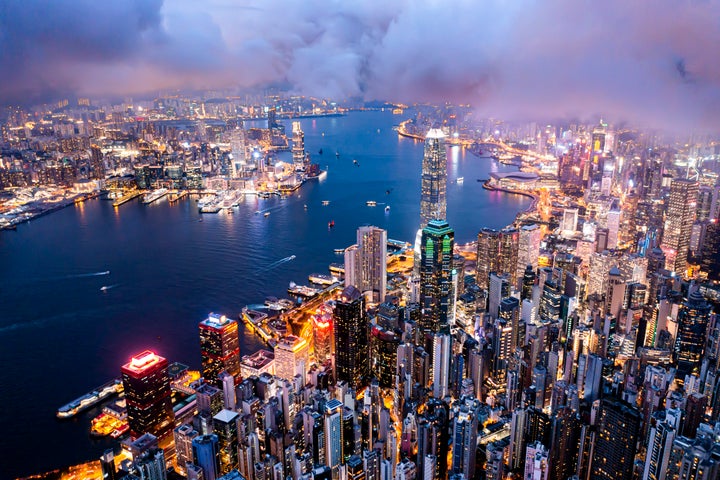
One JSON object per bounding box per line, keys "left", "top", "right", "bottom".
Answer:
{"left": 313, "top": 312, "right": 334, "bottom": 365}
{"left": 419, "top": 128, "right": 447, "bottom": 228}
{"left": 675, "top": 291, "right": 712, "bottom": 380}
{"left": 291, "top": 121, "right": 306, "bottom": 170}
{"left": 643, "top": 410, "right": 680, "bottom": 480}
{"left": 213, "top": 409, "right": 239, "bottom": 475}
{"left": 683, "top": 393, "right": 708, "bottom": 438}
{"left": 346, "top": 226, "right": 387, "bottom": 303}
{"left": 548, "top": 407, "right": 581, "bottom": 480}
{"left": 488, "top": 272, "right": 511, "bottom": 319}
{"left": 219, "top": 371, "right": 236, "bottom": 410}
{"left": 431, "top": 332, "right": 452, "bottom": 398}
{"left": 199, "top": 313, "right": 241, "bottom": 386}
{"left": 274, "top": 335, "right": 309, "bottom": 381}
{"left": 134, "top": 448, "right": 166, "bottom": 480}
{"left": 521, "top": 265, "right": 536, "bottom": 301}
{"left": 229, "top": 129, "right": 247, "bottom": 178}
{"left": 121, "top": 351, "right": 174, "bottom": 440}
{"left": 175, "top": 424, "right": 200, "bottom": 476}
{"left": 419, "top": 220, "right": 455, "bottom": 332}
{"left": 193, "top": 434, "right": 220, "bottom": 480}
{"left": 346, "top": 455, "right": 364, "bottom": 480}
{"left": 324, "top": 399, "right": 344, "bottom": 478}
{"left": 476, "top": 228, "right": 518, "bottom": 290}
{"left": 538, "top": 279, "right": 561, "bottom": 323}
{"left": 369, "top": 324, "right": 401, "bottom": 388}
{"left": 499, "top": 296, "right": 521, "bottom": 348}
{"left": 498, "top": 228, "right": 519, "bottom": 287}
{"left": 196, "top": 382, "right": 224, "bottom": 418}
{"left": 100, "top": 449, "right": 116, "bottom": 480}
{"left": 476, "top": 228, "right": 500, "bottom": 289}
{"left": 334, "top": 286, "right": 367, "bottom": 391}
{"left": 450, "top": 403, "right": 478, "bottom": 479}
{"left": 590, "top": 398, "right": 641, "bottom": 480}
{"left": 517, "top": 224, "right": 541, "bottom": 288}
{"left": 661, "top": 178, "right": 699, "bottom": 276}
{"left": 701, "top": 221, "right": 720, "bottom": 281}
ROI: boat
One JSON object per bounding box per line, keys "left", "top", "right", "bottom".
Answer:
{"left": 322, "top": 200, "right": 330, "bottom": 206}
{"left": 385, "top": 205, "right": 391, "bottom": 212}
{"left": 304, "top": 204, "right": 308, "bottom": 210}
{"left": 353, "top": 159, "right": 359, "bottom": 166}
{"left": 328, "top": 220, "right": 335, "bottom": 228}
{"left": 457, "top": 177, "right": 464, "bottom": 184}
{"left": 366, "top": 201, "right": 377, "bottom": 207}
{"left": 334, "top": 248, "right": 345, "bottom": 254}
{"left": 335, "top": 151, "right": 340, "bottom": 157}
{"left": 288, "top": 282, "right": 321, "bottom": 299}
{"left": 329, "top": 263, "right": 345, "bottom": 274}
{"left": 264, "top": 212, "right": 270, "bottom": 217}
{"left": 100, "top": 286, "right": 110, "bottom": 292}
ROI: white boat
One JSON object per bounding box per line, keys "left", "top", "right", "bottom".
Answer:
{"left": 457, "top": 177, "right": 464, "bottom": 184}
{"left": 322, "top": 200, "right": 330, "bottom": 206}
{"left": 385, "top": 205, "right": 391, "bottom": 212}
{"left": 366, "top": 201, "right": 377, "bottom": 206}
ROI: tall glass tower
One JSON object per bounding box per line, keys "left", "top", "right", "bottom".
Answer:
{"left": 674, "top": 290, "right": 712, "bottom": 380}
{"left": 420, "top": 128, "right": 447, "bottom": 228}
{"left": 420, "top": 220, "right": 455, "bottom": 333}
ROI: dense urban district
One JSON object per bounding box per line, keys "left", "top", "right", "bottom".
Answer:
{"left": 4, "top": 94, "right": 720, "bottom": 480}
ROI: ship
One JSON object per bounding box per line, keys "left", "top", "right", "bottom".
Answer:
{"left": 308, "top": 273, "right": 338, "bottom": 285}
{"left": 264, "top": 212, "right": 270, "bottom": 217}
{"left": 456, "top": 177, "right": 464, "bottom": 184}
{"left": 366, "top": 201, "right": 377, "bottom": 206}
{"left": 334, "top": 248, "right": 345, "bottom": 254}
{"left": 142, "top": 188, "right": 168, "bottom": 204}
{"left": 385, "top": 205, "right": 391, "bottom": 212}
{"left": 287, "top": 282, "right": 320, "bottom": 299}
{"left": 328, "top": 220, "right": 335, "bottom": 228}
{"left": 322, "top": 200, "right": 330, "bottom": 206}
{"left": 57, "top": 379, "right": 123, "bottom": 419}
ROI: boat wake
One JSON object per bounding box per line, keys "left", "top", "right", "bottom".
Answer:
{"left": 260, "top": 255, "right": 296, "bottom": 272}
{"left": 66, "top": 271, "right": 110, "bottom": 279}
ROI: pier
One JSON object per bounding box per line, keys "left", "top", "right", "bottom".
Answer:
{"left": 56, "top": 378, "right": 123, "bottom": 419}
{"left": 112, "top": 190, "right": 144, "bottom": 207}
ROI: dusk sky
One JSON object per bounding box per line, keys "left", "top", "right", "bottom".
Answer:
{"left": 2, "top": 0, "right": 720, "bottom": 131}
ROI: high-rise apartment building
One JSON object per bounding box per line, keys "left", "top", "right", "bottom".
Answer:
{"left": 590, "top": 398, "right": 641, "bottom": 480}
{"left": 346, "top": 226, "right": 387, "bottom": 303}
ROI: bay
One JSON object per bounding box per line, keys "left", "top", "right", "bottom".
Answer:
{"left": 0, "top": 110, "right": 529, "bottom": 478}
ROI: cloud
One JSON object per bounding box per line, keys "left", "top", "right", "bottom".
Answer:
{"left": 1, "top": 0, "right": 719, "bottom": 132}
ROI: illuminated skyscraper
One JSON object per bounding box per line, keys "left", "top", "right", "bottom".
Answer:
{"left": 192, "top": 434, "right": 220, "bottom": 480}
{"left": 324, "top": 399, "right": 344, "bottom": 478}
{"left": 674, "top": 291, "right": 712, "bottom": 381}
{"left": 274, "top": 334, "right": 309, "bottom": 381}
{"left": 419, "top": 129, "right": 447, "bottom": 228}
{"left": 477, "top": 228, "right": 519, "bottom": 290}
{"left": 312, "top": 310, "right": 334, "bottom": 365}
{"left": 420, "top": 220, "right": 455, "bottom": 333}
{"left": 346, "top": 226, "right": 387, "bottom": 303}
{"left": 199, "top": 313, "right": 241, "bottom": 386}
{"left": 590, "top": 398, "right": 641, "bottom": 480}
{"left": 213, "top": 409, "right": 240, "bottom": 475}
{"left": 121, "top": 351, "right": 174, "bottom": 440}
{"left": 661, "top": 178, "right": 698, "bottom": 276}
{"left": 334, "top": 285, "right": 367, "bottom": 391}
{"left": 291, "top": 121, "right": 306, "bottom": 170}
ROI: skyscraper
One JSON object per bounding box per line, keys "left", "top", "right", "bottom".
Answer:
{"left": 291, "top": 121, "right": 306, "bottom": 170}
{"left": 274, "top": 334, "right": 309, "bottom": 381}
{"left": 192, "top": 434, "right": 220, "bottom": 480}
{"left": 661, "top": 178, "right": 699, "bottom": 276}
{"left": 324, "top": 399, "right": 344, "bottom": 478}
{"left": 346, "top": 226, "right": 387, "bottom": 303}
{"left": 590, "top": 398, "right": 641, "bottom": 480}
{"left": 477, "top": 228, "right": 519, "bottom": 290}
{"left": 674, "top": 291, "right": 712, "bottom": 381}
{"left": 419, "top": 129, "right": 447, "bottom": 228}
{"left": 334, "top": 285, "right": 367, "bottom": 391}
{"left": 199, "top": 313, "right": 241, "bottom": 386}
{"left": 517, "top": 224, "right": 541, "bottom": 288}
{"left": 121, "top": 351, "right": 174, "bottom": 440}
{"left": 420, "top": 220, "right": 455, "bottom": 332}
{"left": 213, "top": 409, "right": 240, "bottom": 475}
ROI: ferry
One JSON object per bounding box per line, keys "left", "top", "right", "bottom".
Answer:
{"left": 57, "top": 379, "right": 123, "bottom": 419}
{"left": 264, "top": 212, "right": 270, "bottom": 217}
{"left": 287, "top": 282, "right": 320, "bottom": 299}
{"left": 308, "top": 273, "right": 338, "bottom": 285}
{"left": 456, "top": 177, "right": 464, "bottom": 184}
{"left": 322, "top": 200, "right": 330, "bottom": 206}
{"left": 142, "top": 188, "right": 168, "bottom": 204}
{"left": 334, "top": 248, "right": 345, "bottom": 254}
{"left": 385, "top": 205, "right": 391, "bottom": 212}
{"left": 366, "top": 201, "right": 377, "bottom": 207}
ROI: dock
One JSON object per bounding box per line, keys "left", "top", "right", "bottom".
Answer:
{"left": 112, "top": 191, "right": 144, "bottom": 207}
{"left": 57, "top": 378, "right": 123, "bottom": 419}
{"left": 168, "top": 191, "right": 189, "bottom": 204}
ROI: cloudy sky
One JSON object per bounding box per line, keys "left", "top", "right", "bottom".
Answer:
{"left": 1, "top": 0, "right": 719, "bottom": 131}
